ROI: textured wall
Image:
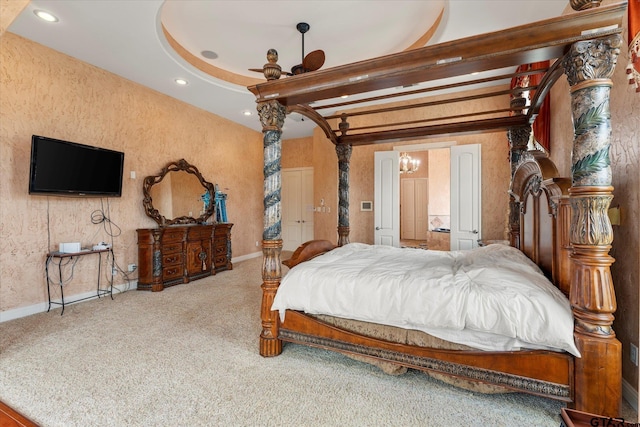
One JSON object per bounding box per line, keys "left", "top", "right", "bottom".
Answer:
{"left": 0, "top": 0, "right": 28, "bottom": 37}
{"left": 428, "top": 149, "right": 450, "bottom": 217}
{"left": 0, "top": 33, "right": 264, "bottom": 312}
{"left": 282, "top": 137, "right": 313, "bottom": 169}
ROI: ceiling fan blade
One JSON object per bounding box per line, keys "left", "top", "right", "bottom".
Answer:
{"left": 303, "top": 50, "right": 325, "bottom": 72}
{"left": 248, "top": 68, "right": 265, "bottom": 73}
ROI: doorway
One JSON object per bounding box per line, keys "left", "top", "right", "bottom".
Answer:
{"left": 374, "top": 143, "right": 480, "bottom": 250}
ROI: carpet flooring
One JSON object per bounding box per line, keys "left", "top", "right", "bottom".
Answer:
{"left": 0, "top": 255, "right": 636, "bottom": 426}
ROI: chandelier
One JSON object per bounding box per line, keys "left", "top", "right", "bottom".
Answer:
{"left": 399, "top": 152, "right": 420, "bottom": 174}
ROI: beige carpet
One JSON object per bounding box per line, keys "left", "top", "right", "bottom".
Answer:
{"left": 0, "top": 255, "right": 634, "bottom": 426}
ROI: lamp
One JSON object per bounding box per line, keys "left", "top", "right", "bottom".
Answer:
{"left": 399, "top": 152, "right": 420, "bottom": 174}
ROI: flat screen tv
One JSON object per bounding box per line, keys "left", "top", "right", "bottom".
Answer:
{"left": 29, "top": 135, "right": 125, "bottom": 197}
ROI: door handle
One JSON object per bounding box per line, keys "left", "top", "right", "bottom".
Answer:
{"left": 296, "top": 220, "right": 301, "bottom": 223}
{"left": 375, "top": 227, "right": 381, "bottom": 230}
{"left": 472, "top": 229, "right": 478, "bottom": 234}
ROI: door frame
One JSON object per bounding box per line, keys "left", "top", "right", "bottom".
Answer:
{"left": 373, "top": 141, "right": 481, "bottom": 249}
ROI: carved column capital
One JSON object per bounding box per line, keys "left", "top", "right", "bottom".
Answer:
{"left": 507, "top": 125, "right": 531, "bottom": 177}
{"left": 257, "top": 100, "right": 286, "bottom": 132}
{"left": 562, "top": 34, "right": 622, "bottom": 87}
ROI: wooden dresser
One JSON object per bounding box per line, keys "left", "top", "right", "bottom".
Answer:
{"left": 136, "top": 223, "right": 233, "bottom": 291}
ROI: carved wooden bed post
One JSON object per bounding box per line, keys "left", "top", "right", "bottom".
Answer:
{"left": 562, "top": 33, "right": 622, "bottom": 417}
{"left": 507, "top": 121, "right": 531, "bottom": 248}
{"left": 256, "top": 49, "right": 287, "bottom": 357}
{"left": 336, "top": 143, "right": 352, "bottom": 246}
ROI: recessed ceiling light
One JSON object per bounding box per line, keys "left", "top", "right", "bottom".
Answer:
{"left": 242, "top": 110, "right": 252, "bottom": 116}
{"left": 174, "top": 78, "right": 188, "bottom": 86}
{"left": 340, "top": 95, "right": 349, "bottom": 99}
{"left": 34, "top": 10, "right": 59, "bottom": 22}
{"left": 201, "top": 50, "right": 218, "bottom": 60}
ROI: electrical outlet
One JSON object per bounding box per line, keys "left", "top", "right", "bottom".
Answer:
{"left": 128, "top": 264, "right": 137, "bottom": 272}
{"left": 255, "top": 241, "right": 259, "bottom": 247}
{"left": 112, "top": 267, "right": 118, "bottom": 276}
{"left": 631, "top": 343, "right": 639, "bottom": 367}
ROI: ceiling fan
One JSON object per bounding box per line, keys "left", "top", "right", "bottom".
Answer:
{"left": 249, "top": 22, "right": 325, "bottom": 77}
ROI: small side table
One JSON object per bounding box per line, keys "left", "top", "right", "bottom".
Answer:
{"left": 45, "top": 248, "right": 114, "bottom": 315}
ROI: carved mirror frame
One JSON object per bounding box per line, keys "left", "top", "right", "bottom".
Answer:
{"left": 142, "top": 159, "right": 215, "bottom": 226}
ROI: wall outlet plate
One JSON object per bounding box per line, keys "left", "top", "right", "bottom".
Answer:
{"left": 128, "top": 264, "right": 137, "bottom": 272}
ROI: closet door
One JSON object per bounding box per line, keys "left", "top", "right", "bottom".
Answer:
{"left": 414, "top": 178, "right": 429, "bottom": 240}
{"left": 401, "top": 178, "right": 428, "bottom": 241}
{"left": 282, "top": 168, "right": 314, "bottom": 251}
{"left": 401, "top": 179, "right": 416, "bottom": 239}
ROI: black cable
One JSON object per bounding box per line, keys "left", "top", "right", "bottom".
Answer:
{"left": 91, "top": 199, "right": 137, "bottom": 293}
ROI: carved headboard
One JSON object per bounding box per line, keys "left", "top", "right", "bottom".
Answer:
{"left": 509, "top": 151, "right": 572, "bottom": 296}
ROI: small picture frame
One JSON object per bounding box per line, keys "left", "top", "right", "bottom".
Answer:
{"left": 360, "top": 201, "right": 373, "bottom": 211}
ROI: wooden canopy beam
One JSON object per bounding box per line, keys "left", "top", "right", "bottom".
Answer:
{"left": 247, "top": 4, "right": 625, "bottom": 108}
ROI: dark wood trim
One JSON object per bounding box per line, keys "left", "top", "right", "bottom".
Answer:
{"left": 248, "top": 4, "right": 625, "bottom": 106}
{"left": 0, "top": 401, "right": 39, "bottom": 427}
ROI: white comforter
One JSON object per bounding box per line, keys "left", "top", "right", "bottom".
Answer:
{"left": 272, "top": 243, "right": 580, "bottom": 357}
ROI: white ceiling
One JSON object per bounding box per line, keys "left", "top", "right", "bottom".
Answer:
{"left": 8, "top": 0, "right": 568, "bottom": 139}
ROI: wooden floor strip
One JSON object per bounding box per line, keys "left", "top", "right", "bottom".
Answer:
{"left": 0, "top": 401, "right": 39, "bottom": 427}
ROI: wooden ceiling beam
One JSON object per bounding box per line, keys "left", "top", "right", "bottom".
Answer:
{"left": 337, "top": 116, "right": 530, "bottom": 146}
{"left": 247, "top": 3, "right": 625, "bottom": 107}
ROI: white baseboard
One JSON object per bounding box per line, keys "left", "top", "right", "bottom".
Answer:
{"left": 0, "top": 281, "right": 137, "bottom": 323}
{"left": 623, "top": 377, "right": 639, "bottom": 414}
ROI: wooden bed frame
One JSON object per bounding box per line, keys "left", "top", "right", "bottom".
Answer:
{"left": 248, "top": 2, "right": 627, "bottom": 418}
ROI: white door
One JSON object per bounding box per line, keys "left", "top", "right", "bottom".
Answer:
{"left": 374, "top": 151, "right": 400, "bottom": 247}
{"left": 401, "top": 179, "right": 416, "bottom": 240}
{"left": 282, "top": 168, "right": 314, "bottom": 251}
{"left": 450, "top": 144, "right": 481, "bottom": 250}
{"left": 414, "top": 178, "right": 429, "bottom": 240}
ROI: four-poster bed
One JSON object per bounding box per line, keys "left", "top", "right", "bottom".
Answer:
{"left": 248, "top": 2, "right": 628, "bottom": 418}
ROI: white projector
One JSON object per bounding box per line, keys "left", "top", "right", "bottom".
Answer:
{"left": 59, "top": 242, "right": 81, "bottom": 253}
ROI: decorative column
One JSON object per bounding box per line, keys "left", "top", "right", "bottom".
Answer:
{"left": 336, "top": 143, "right": 352, "bottom": 246}
{"left": 258, "top": 99, "right": 287, "bottom": 357}
{"left": 507, "top": 123, "right": 531, "bottom": 247}
{"left": 562, "top": 34, "right": 622, "bottom": 417}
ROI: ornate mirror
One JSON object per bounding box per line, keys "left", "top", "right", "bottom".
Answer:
{"left": 143, "top": 159, "right": 215, "bottom": 226}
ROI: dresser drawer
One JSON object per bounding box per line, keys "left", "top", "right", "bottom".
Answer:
{"left": 188, "top": 225, "right": 213, "bottom": 240}
{"left": 214, "top": 228, "right": 228, "bottom": 237}
{"left": 162, "top": 242, "right": 182, "bottom": 254}
{"left": 162, "top": 227, "right": 186, "bottom": 243}
{"left": 214, "top": 255, "right": 228, "bottom": 267}
{"left": 162, "top": 252, "right": 182, "bottom": 266}
{"left": 163, "top": 265, "right": 183, "bottom": 281}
